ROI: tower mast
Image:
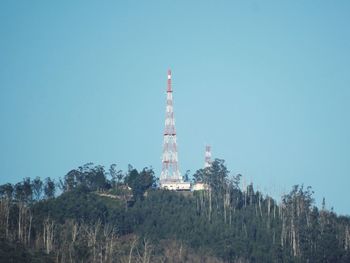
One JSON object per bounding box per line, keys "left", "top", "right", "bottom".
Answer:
{"left": 204, "top": 145, "right": 212, "bottom": 168}
{"left": 160, "top": 70, "right": 182, "bottom": 184}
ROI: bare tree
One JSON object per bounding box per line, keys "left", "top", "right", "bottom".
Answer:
{"left": 82, "top": 219, "right": 101, "bottom": 262}
{"left": 128, "top": 236, "right": 138, "bottom": 263}
{"left": 43, "top": 217, "right": 55, "bottom": 254}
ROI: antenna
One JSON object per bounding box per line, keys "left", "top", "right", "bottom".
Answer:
{"left": 204, "top": 145, "right": 212, "bottom": 168}
{"left": 160, "top": 69, "right": 181, "bottom": 183}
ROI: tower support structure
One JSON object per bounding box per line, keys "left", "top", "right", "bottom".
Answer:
{"left": 160, "top": 70, "right": 190, "bottom": 191}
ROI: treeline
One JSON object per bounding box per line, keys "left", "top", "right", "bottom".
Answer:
{"left": 0, "top": 160, "right": 350, "bottom": 262}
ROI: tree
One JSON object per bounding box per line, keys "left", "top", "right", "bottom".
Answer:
{"left": 109, "top": 164, "right": 123, "bottom": 187}
{"left": 109, "top": 164, "right": 118, "bottom": 187}
{"left": 13, "top": 179, "right": 33, "bottom": 244}
{"left": 44, "top": 178, "right": 55, "bottom": 199}
{"left": 0, "top": 183, "right": 13, "bottom": 200}
{"left": 61, "top": 164, "right": 110, "bottom": 192}
{"left": 89, "top": 165, "right": 108, "bottom": 191}
{"left": 125, "top": 168, "right": 155, "bottom": 201}
{"left": 22, "top": 178, "right": 33, "bottom": 203}
{"left": 63, "top": 170, "right": 78, "bottom": 192}
{"left": 193, "top": 167, "right": 208, "bottom": 183}
{"left": 208, "top": 159, "right": 229, "bottom": 195}
{"left": 0, "top": 183, "right": 13, "bottom": 238}
{"left": 14, "top": 182, "right": 25, "bottom": 202}
{"left": 184, "top": 170, "right": 190, "bottom": 182}
{"left": 32, "top": 177, "right": 43, "bottom": 201}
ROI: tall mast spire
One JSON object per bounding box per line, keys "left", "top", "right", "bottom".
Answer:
{"left": 167, "top": 69, "right": 172, "bottom": 92}
{"left": 160, "top": 69, "right": 182, "bottom": 184}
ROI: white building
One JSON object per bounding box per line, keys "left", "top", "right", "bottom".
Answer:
{"left": 160, "top": 181, "right": 191, "bottom": 191}
{"left": 192, "top": 182, "right": 209, "bottom": 191}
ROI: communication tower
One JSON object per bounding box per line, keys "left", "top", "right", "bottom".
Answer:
{"left": 160, "top": 70, "right": 190, "bottom": 190}
{"left": 204, "top": 145, "right": 212, "bottom": 168}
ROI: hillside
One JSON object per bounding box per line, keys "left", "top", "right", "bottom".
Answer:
{"left": 1, "top": 160, "right": 350, "bottom": 262}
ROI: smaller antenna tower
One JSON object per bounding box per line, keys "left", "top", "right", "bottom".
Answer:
{"left": 204, "top": 145, "right": 212, "bottom": 168}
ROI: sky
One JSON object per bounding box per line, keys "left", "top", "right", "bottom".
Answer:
{"left": 0, "top": 1, "right": 349, "bottom": 215}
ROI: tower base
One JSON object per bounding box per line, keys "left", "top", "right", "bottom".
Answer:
{"left": 160, "top": 179, "right": 191, "bottom": 191}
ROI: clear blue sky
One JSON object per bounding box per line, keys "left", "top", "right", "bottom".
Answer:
{"left": 1, "top": 1, "right": 349, "bottom": 214}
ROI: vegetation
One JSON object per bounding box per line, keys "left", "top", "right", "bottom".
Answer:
{"left": 0, "top": 160, "right": 349, "bottom": 262}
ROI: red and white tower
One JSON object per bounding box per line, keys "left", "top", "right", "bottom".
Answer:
{"left": 160, "top": 70, "right": 182, "bottom": 184}
{"left": 204, "top": 145, "right": 212, "bottom": 168}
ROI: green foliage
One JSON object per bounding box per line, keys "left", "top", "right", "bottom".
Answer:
{"left": 32, "top": 186, "right": 122, "bottom": 224}
{"left": 108, "top": 164, "right": 124, "bottom": 187}
{"left": 60, "top": 163, "right": 110, "bottom": 193}
{"left": 0, "top": 183, "right": 13, "bottom": 199}
{"left": 44, "top": 177, "right": 55, "bottom": 199}
{"left": 1, "top": 161, "right": 350, "bottom": 262}
{"left": 0, "top": 238, "right": 54, "bottom": 263}
{"left": 124, "top": 167, "right": 156, "bottom": 201}
{"left": 32, "top": 177, "right": 43, "bottom": 201}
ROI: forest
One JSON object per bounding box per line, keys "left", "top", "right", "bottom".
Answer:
{"left": 0, "top": 159, "right": 350, "bottom": 263}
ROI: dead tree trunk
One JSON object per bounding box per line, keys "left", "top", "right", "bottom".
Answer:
{"left": 128, "top": 237, "right": 138, "bottom": 263}
{"left": 208, "top": 188, "right": 212, "bottom": 222}
{"left": 28, "top": 211, "right": 33, "bottom": 246}
{"left": 18, "top": 202, "right": 22, "bottom": 242}
{"left": 83, "top": 219, "right": 101, "bottom": 263}
{"left": 43, "top": 217, "right": 55, "bottom": 254}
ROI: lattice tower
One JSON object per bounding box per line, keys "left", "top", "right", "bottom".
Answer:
{"left": 160, "top": 70, "right": 182, "bottom": 182}
{"left": 204, "top": 145, "right": 212, "bottom": 168}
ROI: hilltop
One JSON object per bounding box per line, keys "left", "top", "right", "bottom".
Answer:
{"left": 1, "top": 160, "right": 350, "bottom": 262}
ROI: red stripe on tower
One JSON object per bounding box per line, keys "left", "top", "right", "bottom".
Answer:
{"left": 161, "top": 69, "right": 181, "bottom": 184}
